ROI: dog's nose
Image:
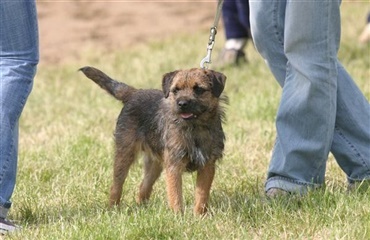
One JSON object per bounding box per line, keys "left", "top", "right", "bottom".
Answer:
{"left": 177, "top": 100, "right": 189, "bottom": 109}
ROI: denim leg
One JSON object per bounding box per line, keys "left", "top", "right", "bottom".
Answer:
{"left": 271, "top": 1, "right": 340, "bottom": 192}
{"left": 250, "top": 0, "right": 287, "bottom": 87}
{"left": 0, "top": 0, "right": 39, "bottom": 218}
{"left": 251, "top": 0, "right": 370, "bottom": 193}
{"left": 331, "top": 63, "right": 370, "bottom": 183}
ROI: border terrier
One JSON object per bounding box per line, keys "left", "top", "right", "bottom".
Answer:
{"left": 79, "top": 66, "right": 227, "bottom": 215}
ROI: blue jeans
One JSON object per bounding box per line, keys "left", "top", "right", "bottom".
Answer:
{"left": 0, "top": 0, "right": 39, "bottom": 218}
{"left": 250, "top": 0, "right": 370, "bottom": 193}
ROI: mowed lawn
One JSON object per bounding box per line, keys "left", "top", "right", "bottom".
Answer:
{"left": 9, "top": 3, "right": 370, "bottom": 240}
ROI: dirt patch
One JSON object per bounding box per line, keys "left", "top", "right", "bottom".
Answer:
{"left": 36, "top": 1, "right": 218, "bottom": 65}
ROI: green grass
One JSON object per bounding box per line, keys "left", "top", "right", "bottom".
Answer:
{"left": 8, "top": 3, "right": 370, "bottom": 239}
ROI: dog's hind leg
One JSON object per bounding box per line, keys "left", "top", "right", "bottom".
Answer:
{"left": 137, "top": 155, "right": 163, "bottom": 204}
{"left": 109, "top": 142, "right": 138, "bottom": 207}
{"left": 194, "top": 161, "right": 216, "bottom": 215}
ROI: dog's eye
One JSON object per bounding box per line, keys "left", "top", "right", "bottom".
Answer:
{"left": 194, "top": 86, "right": 206, "bottom": 95}
{"left": 171, "top": 87, "right": 180, "bottom": 95}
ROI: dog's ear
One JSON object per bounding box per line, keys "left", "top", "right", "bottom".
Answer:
{"left": 162, "top": 70, "right": 179, "bottom": 98}
{"left": 207, "top": 70, "right": 226, "bottom": 97}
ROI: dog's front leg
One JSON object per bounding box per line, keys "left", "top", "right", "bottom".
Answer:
{"left": 164, "top": 151, "right": 186, "bottom": 213}
{"left": 194, "top": 161, "right": 216, "bottom": 215}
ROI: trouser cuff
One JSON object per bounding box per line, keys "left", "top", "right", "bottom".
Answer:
{"left": 0, "top": 205, "right": 9, "bottom": 219}
{"left": 265, "top": 176, "right": 321, "bottom": 194}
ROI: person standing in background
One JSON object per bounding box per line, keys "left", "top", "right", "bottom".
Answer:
{"left": 0, "top": 0, "right": 39, "bottom": 234}
{"left": 215, "top": 0, "right": 251, "bottom": 67}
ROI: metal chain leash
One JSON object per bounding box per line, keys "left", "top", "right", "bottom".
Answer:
{"left": 200, "top": 0, "right": 224, "bottom": 69}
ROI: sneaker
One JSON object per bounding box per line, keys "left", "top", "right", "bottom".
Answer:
{"left": 359, "top": 23, "right": 370, "bottom": 43}
{"left": 0, "top": 218, "right": 18, "bottom": 235}
{"left": 213, "top": 48, "right": 247, "bottom": 68}
{"left": 265, "top": 188, "right": 289, "bottom": 198}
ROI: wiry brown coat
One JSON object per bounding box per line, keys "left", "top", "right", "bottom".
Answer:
{"left": 80, "top": 66, "right": 227, "bottom": 215}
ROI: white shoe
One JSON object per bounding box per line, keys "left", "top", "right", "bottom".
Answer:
{"left": 0, "top": 218, "right": 19, "bottom": 235}
{"left": 265, "top": 188, "right": 289, "bottom": 198}
{"left": 359, "top": 23, "right": 370, "bottom": 43}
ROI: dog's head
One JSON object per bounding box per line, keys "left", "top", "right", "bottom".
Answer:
{"left": 162, "top": 68, "right": 226, "bottom": 121}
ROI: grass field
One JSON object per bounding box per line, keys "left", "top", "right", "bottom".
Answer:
{"left": 7, "top": 3, "right": 370, "bottom": 240}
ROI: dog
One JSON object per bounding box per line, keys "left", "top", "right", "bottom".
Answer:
{"left": 79, "top": 66, "right": 227, "bottom": 215}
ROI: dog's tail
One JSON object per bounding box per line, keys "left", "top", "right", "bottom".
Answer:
{"left": 79, "top": 66, "right": 135, "bottom": 102}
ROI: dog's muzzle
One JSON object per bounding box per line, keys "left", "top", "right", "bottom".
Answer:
{"left": 177, "top": 99, "right": 197, "bottom": 120}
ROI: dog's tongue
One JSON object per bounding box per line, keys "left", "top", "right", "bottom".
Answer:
{"left": 180, "top": 113, "right": 194, "bottom": 119}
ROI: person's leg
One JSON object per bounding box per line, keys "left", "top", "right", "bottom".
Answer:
{"left": 235, "top": 0, "right": 250, "bottom": 36}
{"left": 268, "top": 1, "right": 341, "bottom": 193}
{"left": 331, "top": 63, "right": 370, "bottom": 185}
{"left": 222, "top": 0, "right": 249, "bottom": 40}
{"left": 252, "top": 0, "right": 339, "bottom": 193}
{"left": 250, "top": 0, "right": 287, "bottom": 87}
{"left": 251, "top": 0, "right": 370, "bottom": 194}
{"left": 0, "top": 0, "right": 39, "bottom": 221}
{"left": 224, "top": 0, "right": 251, "bottom": 48}
{"left": 216, "top": 0, "right": 249, "bottom": 66}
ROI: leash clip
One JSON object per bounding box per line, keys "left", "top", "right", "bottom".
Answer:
{"left": 200, "top": 41, "right": 215, "bottom": 69}
{"left": 200, "top": 27, "right": 217, "bottom": 69}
